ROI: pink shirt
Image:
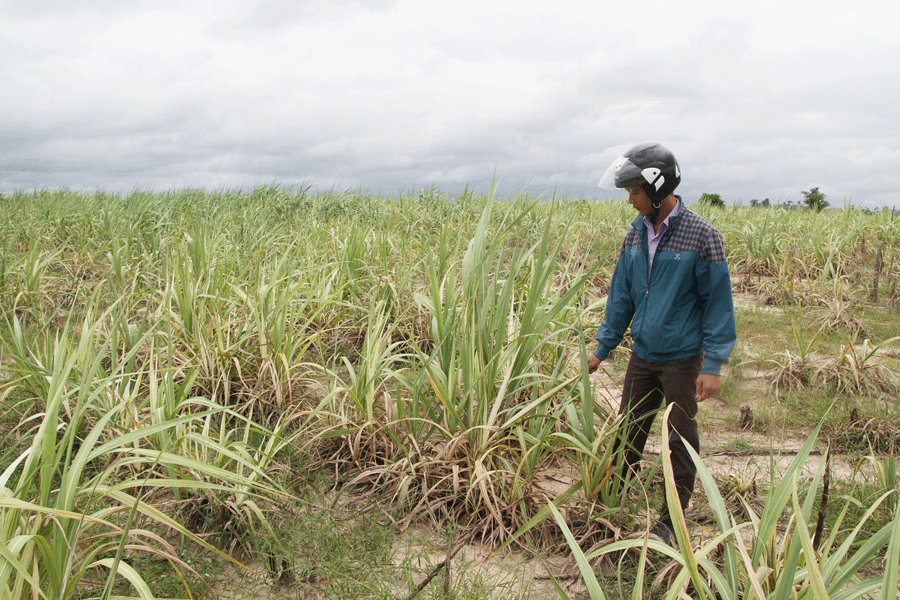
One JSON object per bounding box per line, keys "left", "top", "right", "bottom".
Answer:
{"left": 643, "top": 200, "right": 680, "bottom": 277}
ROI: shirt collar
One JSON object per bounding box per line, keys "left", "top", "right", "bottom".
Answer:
{"left": 643, "top": 197, "right": 681, "bottom": 232}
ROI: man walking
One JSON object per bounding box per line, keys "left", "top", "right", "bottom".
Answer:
{"left": 587, "top": 143, "right": 736, "bottom": 543}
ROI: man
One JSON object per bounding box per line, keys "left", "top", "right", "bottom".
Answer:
{"left": 588, "top": 143, "right": 736, "bottom": 543}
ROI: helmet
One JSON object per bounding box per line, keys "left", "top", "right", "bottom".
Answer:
{"left": 598, "top": 143, "right": 681, "bottom": 205}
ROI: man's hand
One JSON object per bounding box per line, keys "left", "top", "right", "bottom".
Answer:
{"left": 695, "top": 373, "right": 720, "bottom": 402}
{"left": 586, "top": 354, "right": 601, "bottom": 374}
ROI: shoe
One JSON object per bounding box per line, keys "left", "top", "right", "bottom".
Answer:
{"left": 649, "top": 521, "right": 675, "bottom": 545}
{"left": 564, "top": 511, "right": 589, "bottom": 528}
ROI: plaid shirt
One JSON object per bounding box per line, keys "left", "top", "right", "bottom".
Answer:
{"left": 643, "top": 200, "right": 680, "bottom": 277}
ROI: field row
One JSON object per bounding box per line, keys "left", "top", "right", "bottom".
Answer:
{"left": 1, "top": 187, "right": 898, "bottom": 599}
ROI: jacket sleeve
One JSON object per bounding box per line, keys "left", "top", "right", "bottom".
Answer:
{"left": 594, "top": 241, "right": 636, "bottom": 361}
{"left": 696, "top": 230, "right": 737, "bottom": 375}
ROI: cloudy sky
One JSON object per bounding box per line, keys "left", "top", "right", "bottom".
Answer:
{"left": 2, "top": 0, "right": 898, "bottom": 208}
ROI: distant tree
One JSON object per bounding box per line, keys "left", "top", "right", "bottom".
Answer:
{"left": 750, "top": 199, "right": 759, "bottom": 207}
{"left": 699, "top": 192, "right": 725, "bottom": 208}
{"left": 801, "top": 187, "right": 829, "bottom": 212}
{"left": 762, "top": 198, "right": 770, "bottom": 207}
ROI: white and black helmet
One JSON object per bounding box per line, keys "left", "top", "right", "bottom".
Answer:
{"left": 598, "top": 142, "right": 681, "bottom": 205}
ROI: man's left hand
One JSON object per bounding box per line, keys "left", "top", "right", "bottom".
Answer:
{"left": 695, "top": 374, "right": 721, "bottom": 402}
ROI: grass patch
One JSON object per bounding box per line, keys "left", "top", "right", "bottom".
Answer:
{"left": 856, "top": 303, "right": 900, "bottom": 341}
{"left": 733, "top": 305, "right": 794, "bottom": 349}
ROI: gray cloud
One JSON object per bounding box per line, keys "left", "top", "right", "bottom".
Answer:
{"left": 1, "top": 1, "right": 898, "bottom": 208}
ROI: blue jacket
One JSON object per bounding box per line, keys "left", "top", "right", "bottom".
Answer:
{"left": 593, "top": 198, "right": 736, "bottom": 375}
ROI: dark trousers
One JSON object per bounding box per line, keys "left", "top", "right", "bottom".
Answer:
{"left": 616, "top": 352, "right": 703, "bottom": 520}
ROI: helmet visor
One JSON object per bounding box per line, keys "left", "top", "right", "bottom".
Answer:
{"left": 598, "top": 156, "right": 663, "bottom": 192}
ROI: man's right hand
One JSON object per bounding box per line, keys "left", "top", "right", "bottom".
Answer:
{"left": 586, "top": 354, "right": 601, "bottom": 374}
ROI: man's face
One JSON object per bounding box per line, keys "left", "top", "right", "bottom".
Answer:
{"left": 626, "top": 186, "right": 652, "bottom": 215}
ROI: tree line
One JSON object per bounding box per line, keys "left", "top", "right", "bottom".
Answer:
{"left": 700, "top": 187, "right": 830, "bottom": 212}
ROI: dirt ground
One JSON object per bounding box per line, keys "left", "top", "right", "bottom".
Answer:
{"left": 378, "top": 345, "right": 881, "bottom": 599}
{"left": 377, "top": 373, "right": 865, "bottom": 599}
{"left": 212, "top": 292, "right": 889, "bottom": 599}
{"left": 217, "top": 373, "right": 861, "bottom": 600}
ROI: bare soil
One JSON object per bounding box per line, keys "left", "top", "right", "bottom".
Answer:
{"left": 209, "top": 291, "right": 891, "bottom": 599}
